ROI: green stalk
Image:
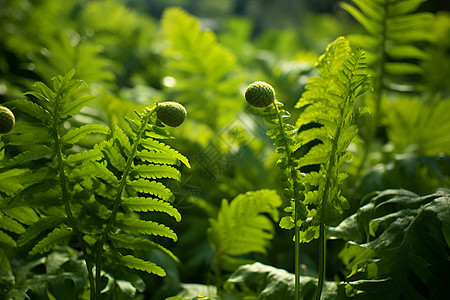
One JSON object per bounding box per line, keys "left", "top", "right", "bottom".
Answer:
{"left": 272, "top": 100, "right": 303, "bottom": 300}
{"left": 315, "top": 223, "right": 326, "bottom": 300}
{"left": 94, "top": 108, "right": 154, "bottom": 300}
{"left": 52, "top": 85, "right": 96, "bottom": 299}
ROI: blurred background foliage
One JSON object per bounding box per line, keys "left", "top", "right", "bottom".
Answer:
{"left": 1, "top": 0, "right": 449, "bottom": 299}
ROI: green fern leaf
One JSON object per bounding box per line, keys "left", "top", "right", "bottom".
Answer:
{"left": 17, "top": 215, "right": 66, "bottom": 247}
{"left": 2, "top": 207, "right": 39, "bottom": 226}
{"left": 137, "top": 150, "right": 179, "bottom": 166}
{"left": 61, "top": 124, "right": 110, "bottom": 145}
{"left": 4, "top": 122, "right": 52, "bottom": 146}
{"left": 208, "top": 190, "right": 281, "bottom": 269}
{"left": 0, "top": 230, "right": 16, "bottom": 247}
{"left": 131, "top": 164, "right": 181, "bottom": 181}
{"left": 29, "top": 225, "right": 73, "bottom": 256}
{"left": 109, "top": 233, "right": 179, "bottom": 262}
{"left": 113, "top": 125, "right": 132, "bottom": 157}
{"left": 126, "top": 179, "right": 173, "bottom": 201}
{"left": 0, "top": 212, "right": 25, "bottom": 234}
{"left": 140, "top": 138, "right": 190, "bottom": 168}
{"left": 0, "top": 168, "right": 27, "bottom": 196}
{"left": 65, "top": 145, "right": 103, "bottom": 163}
{"left": 7, "top": 99, "right": 52, "bottom": 124}
{"left": 116, "top": 254, "right": 166, "bottom": 276}
{"left": 118, "top": 219, "right": 177, "bottom": 241}
{"left": 121, "top": 197, "right": 181, "bottom": 221}
{"left": 5, "top": 145, "right": 52, "bottom": 168}
{"left": 59, "top": 95, "right": 96, "bottom": 120}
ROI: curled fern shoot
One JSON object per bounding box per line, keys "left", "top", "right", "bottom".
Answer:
{"left": 245, "top": 36, "right": 371, "bottom": 300}
{"left": 244, "top": 81, "right": 306, "bottom": 300}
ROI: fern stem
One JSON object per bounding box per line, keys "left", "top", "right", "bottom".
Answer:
{"left": 315, "top": 223, "right": 326, "bottom": 300}
{"left": 52, "top": 86, "right": 96, "bottom": 300}
{"left": 272, "top": 100, "right": 303, "bottom": 300}
{"left": 95, "top": 107, "right": 155, "bottom": 299}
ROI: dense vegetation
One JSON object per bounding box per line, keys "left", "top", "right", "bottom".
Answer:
{"left": 1, "top": 0, "right": 449, "bottom": 299}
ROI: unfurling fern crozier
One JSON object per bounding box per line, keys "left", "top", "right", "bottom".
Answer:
{"left": 244, "top": 81, "right": 275, "bottom": 107}
{"left": 156, "top": 101, "right": 187, "bottom": 127}
{"left": 0, "top": 106, "right": 15, "bottom": 134}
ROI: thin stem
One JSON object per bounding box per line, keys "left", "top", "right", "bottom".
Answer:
{"left": 52, "top": 85, "right": 95, "bottom": 299}
{"left": 272, "top": 100, "right": 303, "bottom": 300}
{"left": 94, "top": 108, "right": 155, "bottom": 300}
{"left": 295, "top": 209, "right": 300, "bottom": 300}
{"left": 314, "top": 223, "right": 326, "bottom": 300}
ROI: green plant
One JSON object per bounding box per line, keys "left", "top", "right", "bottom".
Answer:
{"left": 331, "top": 189, "right": 450, "bottom": 299}
{"left": 246, "top": 36, "right": 371, "bottom": 299}
{"left": 207, "top": 189, "right": 281, "bottom": 291}
{"left": 341, "top": 0, "right": 435, "bottom": 173}
{"left": 0, "top": 70, "right": 189, "bottom": 299}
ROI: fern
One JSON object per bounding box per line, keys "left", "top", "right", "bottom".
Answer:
{"left": 249, "top": 37, "right": 371, "bottom": 299}
{"left": 1, "top": 70, "right": 190, "bottom": 299}
{"left": 161, "top": 7, "right": 243, "bottom": 130}
{"left": 207, "top": 189, "right": 281, "bottom": 289}
{"left": 332, "top": 189, "right": 450, "bottom": 299}
{"left": 341, "top": 0, "right": 435, "bottom": 172}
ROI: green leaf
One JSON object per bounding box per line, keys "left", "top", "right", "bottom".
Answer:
{"left": 18, "top": 215, "right": 67, "bottom": 247}
{"left": 131, "top": 164, "right": 181, "bottom": 181}
{"left": 126, "top": 179, "right": 173, "bottom": 201}
{"left": 5, "top": 145, "right": 52, "bottom": 167}
{"left": 122, "top": 197, "right": 181, "bottom": 221}
{"left": 116, "top": 254, "right": 166, "bottom": 276}
{"left": 208, "top": 190, "right": 281, "bottom": 268}
{"left": 65, "top": 145, "right": 103, "bottom": 163}
{"left": 61, "top": 124, "right": 110, "bottom": 144}
{"left": 339, "top": 189, "right": 450, "bottom": 299}
{"left": 0, "top": 230, "right": 17, "bottom": 247}
{"left": 29, "top": 225, "right": 73, "bottom": 256}
{"left": 137, "top": 150, "right": 179, "bottom": 165}
{"left": 0, "top": 212, "right": 26, "bottom": 234}
{"left": 7, "top": 99, "right": 52, "bottom": 124}
{"left": 109, "top": 233, "right": 179, "bottom": 262}
{"left": 60, "top": 95, "right": 96, "bottom": 119}
{"left": 118, "top": 219, "right": 178, "bottom": 241}
{"left": 225, "top": 262, "right": 340, "bottom": 300}
{"left": 140, "top": 138, "right": 190, "bottom": 168}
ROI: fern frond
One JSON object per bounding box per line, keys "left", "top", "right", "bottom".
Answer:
{"left": 17, "top": 215, "right": 67, "bottom": 247}
{"left": 29, "top": 225, "right": 73, "bottom": 256}
{"left": 61, "top": 124, "right": 110, "bottom": 145}
{"left": 114, "top": 254, "right": 166, "bottom": 276}
{"left": 65, "top": 145, "right": 103, "bottom": 163}
{"left": 6, "top": 99, "right": 52, "bottom": 124}
{"left": 137, "top": 150, "right": 179, "bottom": 166}
{"left": 126, "top": 179, "right": 173, "bottom": 201}
{"left": 4, "top": 145, "right": 52, "bottom": 168}
{"left": 0, "top": 212, "right": 26, "bottom": 234}
{"left": 59, "top": 95, "right": 96, "bottom": 120}
{"left": 131, "top": 164, "right": 181, "bottom": 181}
{"left": 121, "top": 197, "right": 181, "bottom": 221}
{"left": 140, "top": 138, "right": 190, "bottom": 168}
{"left": 109, "top": 233, "right": 179, "bottom": 262}
{"left": 0, "top": 230, "right": 16, "bottom": 247}
{"left": 208, "top": 190, "right": 281, "bottom": 270}
{"left": 118, "top": 219, "right": 177, "bottom": 241}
